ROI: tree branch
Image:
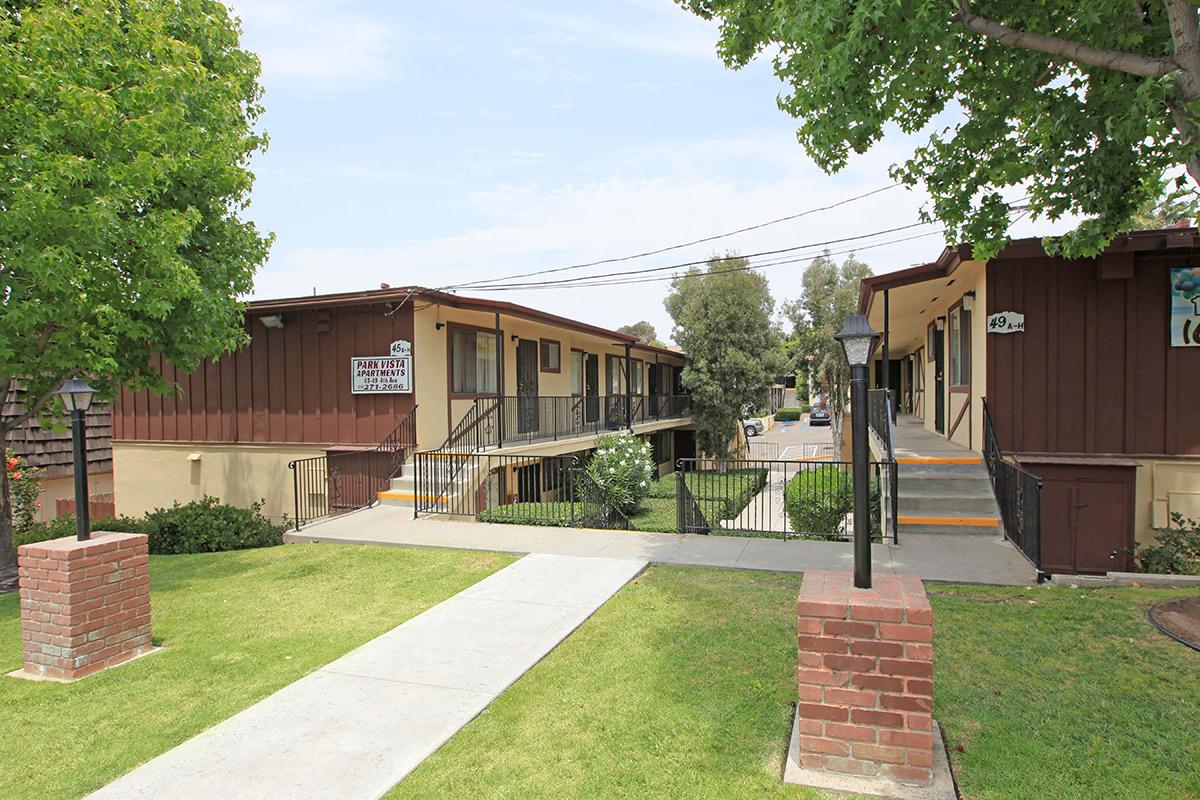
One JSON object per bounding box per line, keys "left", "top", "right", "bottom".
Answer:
{"left": 950, "top": 2, "right": 1179, "bottom": 79}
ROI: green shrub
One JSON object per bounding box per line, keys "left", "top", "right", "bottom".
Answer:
{"left": 586, "top": 432, "right": 655, "bottom": 513}
{"left": 646, "top": 477, "right": 677, "bottom": 499}
{"left": 1132, "top": 513, "right": 1200, "bottom": 575}
{"left": 785, "top": 466, "right": 852, "bottom": 536}
{"left": 138, "top": 497, "right": 286, "bottom": 554}
{"left": 12, "top": 500, "right": 284, "bottom": 554}
{"left": 477, "top": 502, "right": 573, "bottom": 527}
{"left": 774, "top": 408, "right": 804, "bottom": 422}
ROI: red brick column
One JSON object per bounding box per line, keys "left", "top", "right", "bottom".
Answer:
{"left": 795, "top": 570, "right": 933, "bottom": 786}
{"left": 17, "top": 532, "right": 152, "bottom": 681}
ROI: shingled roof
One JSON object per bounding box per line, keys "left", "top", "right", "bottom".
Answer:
{"left": 2, "top": 383, "right": 112, "bottom": 478}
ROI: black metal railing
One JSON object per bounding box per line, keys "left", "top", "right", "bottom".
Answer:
{"left": 866, "top": 388, "right": 899, "bottom": 542}
{"left": 494, "top": 394, "right": 692, "bottom": 448}
{"left": 675, "top": 457, "right": 898, "bottom": 542}
{"left": 289, "top": 406, "right": 418, "bottom": 528}
{"left": 412, "top": 452, "right": 630, "bottom": 529}
{"left": 982, "top": 398, "right": 1044, "bottom": 574}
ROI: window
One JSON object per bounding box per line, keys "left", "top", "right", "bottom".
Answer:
{"left": 630, "top": 359, "right": 643, "bottom": 394}
{"left": 606, "top": 354, "right": 622, "bottom": 395}
{"left": 948, "top": 304, "right": 971, "bottom": 386}
{"left": 540, "top": 339, "right": 561, "bottom": 373}
{"left": 570, "top": 350, "right": 585, "bottom": 395}
{"left": 913, "top": 350, "right": 924, "bottom": 392}
{"left": 450, "top": 327, "right": 498, "bottom": 394}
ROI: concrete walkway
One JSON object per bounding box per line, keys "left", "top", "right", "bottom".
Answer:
{"left": 287, "top": 505, "right": 1035, "bottom": 586}
{"left": 86, "top": 554, "right": 647, "bottom": 800}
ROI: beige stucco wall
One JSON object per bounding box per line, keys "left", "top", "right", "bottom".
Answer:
{"left": 412, "top": 303, "right": 682, "bottom": 450}
{"left": 113, "top": 442, "right": 324, "bottom": 522}
{"left": 914, "top": 262, "right": 987, "bottom": 451}
{"left": 33, "top": 472, "right": 115, "bottom": 522}
{"left": 1136, "top": 457, "right": 1200, "bottom": 544}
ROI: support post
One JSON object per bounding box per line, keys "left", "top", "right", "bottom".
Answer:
{"left": 71, "top": 408, "right": 90, "bottom": 541}
{"left": 495, "top": 312, "right": 504, "bottom": 449}
{"left": 850, "top": 363, "right": 871, "bottom": 589}
{"left": 882, "top": 289, "right": 890, "bottom": 404}
{"left": 624, "top": 343, "right": 633, "bottom": 432}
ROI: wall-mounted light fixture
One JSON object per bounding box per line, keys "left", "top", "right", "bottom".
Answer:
{"left": 259, "top": 314, "right": 284, "bottom": 329}
{"left": 962, "top": 291, "right": 976, "bottom": 312}
{"left": 935, "top": 316, "right": 946, "bottom": 331}
{"left": 510, "top": 334, "right": 520, "bottom": 344}
{"left": 435, "top": 322, "right": 445, "bottom": 330}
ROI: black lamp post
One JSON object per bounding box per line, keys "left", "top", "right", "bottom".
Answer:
{"left": 834, "top": 315, "right": 881, "bottom": 589}
{"left": 57, "top": 378, "right": 97, "bottom": 541}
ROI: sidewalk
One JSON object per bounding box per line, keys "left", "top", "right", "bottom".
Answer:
{"left": 286, "top": 505, "right": 1035, "bottom": 586}
{"left": 86, "top": 554, "right": 647, "bottom": 800}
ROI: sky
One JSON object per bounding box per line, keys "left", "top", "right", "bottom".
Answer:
{"left": 227, "top": 0, "right": 1076, "bottom": 342}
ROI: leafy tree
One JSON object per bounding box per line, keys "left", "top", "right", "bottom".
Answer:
{"left": 679, "top": 0, "right": 1200, "bottom": 258}
{"left": 0, "top": 0, "right": 270, "bottom": 590}
{"left": 616, "top": 321, "right": 664, "bottom": 347}
{"left": 783, "top": 253, "right": 873, "bottom": 455}
{"left": 1132, "top": 187, "right": 1199, "bottom": 229}
{"left": 666, "top": 254, "right": 782, "bottom": 459}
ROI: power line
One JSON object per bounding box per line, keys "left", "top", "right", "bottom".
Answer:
{"left": 439, "top": 221, "right": 933, "bottom": 292}
{"left": 469, "top": 229, "right": 947, "bottom": 292}
{"left": 442, "top": 182, "right": 903, "bottom": 291}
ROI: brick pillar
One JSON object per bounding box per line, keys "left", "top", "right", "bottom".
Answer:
{"left": 794, "top": 570, "right": 934, "bottom": 786}
{"left": 17, "top": 532, "right": 152, "bottom": 681}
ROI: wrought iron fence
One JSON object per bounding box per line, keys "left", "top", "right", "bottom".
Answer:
{"left": 675, "top": 457, "right": 898, "bottom": 542}
{"left": 412, "top": 452, "right": 630, "bottom": 530}
{"left": 982, "top": 399, "right": 1044, "bottom": 573}
{"left": 493, "top": 394, "right": 692, "bottom": 448}
{"left": 288, "top": 407, "right": 417, "bottom": 528}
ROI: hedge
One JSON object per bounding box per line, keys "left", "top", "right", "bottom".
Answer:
{"left": 13, "top": 497, "right": 286, "bottom": 554}
{"left": 774, "top": 408, "right": 804, "bottom": 421}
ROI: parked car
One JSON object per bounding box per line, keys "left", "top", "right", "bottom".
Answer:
{"left": 809, "top": 406, "right": 831, "bottom": 426}
{"left": 743, "top": 418, "right": 765, "bottom": 437}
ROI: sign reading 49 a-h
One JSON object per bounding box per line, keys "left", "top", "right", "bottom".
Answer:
{"left": 352, "top": 340, "right": 412, "bottom": 394}
{"left": 986, "top": 312, "right": 1024, "bottom": 334}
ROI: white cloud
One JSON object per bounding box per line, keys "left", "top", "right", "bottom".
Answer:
{"left": 226, "top": 0, "right": 398, "bottom": 88}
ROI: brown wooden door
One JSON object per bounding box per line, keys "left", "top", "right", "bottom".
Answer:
{"left": 1033, "top": 463, "right": 1136, "bottom": 574}
{"left": 516, "top": 339, "right": 539, "bottom": 434}
{"left": 584, "top": 353, "right": 599, "bottom": 422}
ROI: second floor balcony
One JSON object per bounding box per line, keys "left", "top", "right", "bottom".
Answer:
{"left": 446, "top": 394, "right": 692, "bottom": 452}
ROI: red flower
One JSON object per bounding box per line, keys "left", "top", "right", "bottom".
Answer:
{"left": 12, "top": 472, "right": 22, "bottom": 480}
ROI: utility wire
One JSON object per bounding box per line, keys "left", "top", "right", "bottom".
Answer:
{"left": 442, "top": 182, "right": 902, "bottom": 291}
{"left": 468, "top": 229, "right": 947, "bottom": 292}
{"left": 438, "top": 221, "right": 932, "bottom": 292}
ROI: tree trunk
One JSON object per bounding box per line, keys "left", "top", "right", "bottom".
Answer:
{"left": 1165, "top": 0, "right": 1200, "bottom": 187}
{"left": 0, "top": 425, "right": 17, "bottom": 594}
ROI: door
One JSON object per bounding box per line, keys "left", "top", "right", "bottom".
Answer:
{"left": 584, "top": 353, "right": 599, "bottom": 422}
{"left": 933, "top": 328, "right": 945, "bottom": 433}
{"left": 516, "top": 339, "right": 539, "bottom": 435}
{"left": 1035, "top": 463, "right": 1136, "bottom": 574}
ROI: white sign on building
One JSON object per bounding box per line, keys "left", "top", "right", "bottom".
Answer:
{"left": 351, "top": 353, "right": 412, "bottom": 394}
{"left": 986, "top": 312, "right": 1025, "bottom": 334}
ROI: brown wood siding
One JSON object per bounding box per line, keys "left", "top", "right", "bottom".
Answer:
{"left": 114, "top": 303, "right": 416, "bottom": 446}
{"left": 986, "top": 252, "right": 1200, "bottom": 457}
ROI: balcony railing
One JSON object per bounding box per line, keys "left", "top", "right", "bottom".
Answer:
{"left": 462, "top": 394, "right": 692, "bottom": 450}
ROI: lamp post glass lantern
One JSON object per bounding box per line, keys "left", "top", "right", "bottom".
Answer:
{"left": 834, "top": 315, "right": 881, "bottom": 589}
{"left": 57, "top": 379, "right": 96, "bottom": 541}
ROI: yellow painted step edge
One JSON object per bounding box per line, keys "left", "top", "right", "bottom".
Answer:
{"left": 897, "top": 515, "right": 1000, "bottom": 527}
{"left": 896, "top": 456, "right": 982, "bottom": 465}
{"left": 379, "top": 490, "right": 447, "bottom": 502}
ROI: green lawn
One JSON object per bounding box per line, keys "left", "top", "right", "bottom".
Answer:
{"left": 391, "top": 568, "right": 1200, "bottom": 800}
{"left": 0, "top": 544, "right": 515, "bottom": 800}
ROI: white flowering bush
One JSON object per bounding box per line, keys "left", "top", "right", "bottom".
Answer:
{"left": 585, "top": 432, "right": 655, "bottom": 513}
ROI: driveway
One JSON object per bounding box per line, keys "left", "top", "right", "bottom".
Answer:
{"left": 748, "top": 413, "right": 836, "bottom": 460}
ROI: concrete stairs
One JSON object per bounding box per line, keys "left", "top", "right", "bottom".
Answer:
{"left": 896, "top": 459, "right": 1002, "bottom": 536}
{"left": 377, "top": 457, "right": 475, "bottom": 509}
